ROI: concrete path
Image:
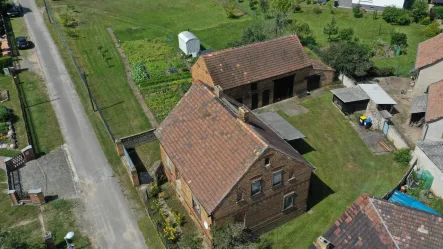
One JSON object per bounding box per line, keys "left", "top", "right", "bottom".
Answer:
{"left": 21, "top": 1, "right": 148, "bottom": 248}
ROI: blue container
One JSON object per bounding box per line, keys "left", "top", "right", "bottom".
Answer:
{"left": 388, "top": 190, "right": 440, "bottom": 216}
{"left": 364, "top": 119, "right": 372, "bottom": 129}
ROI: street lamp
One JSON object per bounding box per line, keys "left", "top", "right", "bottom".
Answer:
{"left": 64, "top": 232, "right": 74, "bottom": 249}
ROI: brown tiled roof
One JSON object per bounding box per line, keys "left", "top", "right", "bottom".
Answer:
{"left": 415, "top": 33, "right": 443, "bottom": 69}
{"left": 155, "top": 82, "right": 311, "bottom": 213}
{"left": 199, "top": 35, "right": 312, "bottom": 90}
{"left": 311, "top": 59, "right": 334, "bottom": 71}
{"left": 426, "top": 80, "right": 443, "bottom": 122}
{"left": 310, "top": 194, "right": 443, "bottom": 249}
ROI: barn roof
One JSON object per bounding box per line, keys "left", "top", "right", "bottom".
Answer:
{"left": 411, "top": 95, "right": 428, "bottom": 114}
{"left": 178, "top": 31, "right": 198, "bottom": 42}
{"left": 330, "top": 86, "right": 369, "bottom": 103}
{"left": 426, "top": 80, "right": 443, "bottom": 122}
{"left": 416, "top": 33, "right": 443, "bottom": 69}
{"left": 198, "top": 35, "right": 312, "bottom": 90}
{"left": 359, "top": 84, "right": 397, "bottom": 105}
{"left": 155, "top": 82, "right": 312, "bottom": 214}
{"left": 310, "top": 194, "right": 443, "bottom": 249}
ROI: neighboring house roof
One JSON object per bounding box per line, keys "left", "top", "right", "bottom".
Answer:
{"left": 359, "top": 84, "right": 397, "bottom": 105}
{"left": 330, "top": 86, "right": 369, "bottom": 103}
{"left": 310, "top": 194, "right": 443, "bottom": 249}
{"left": 411, "top": 94, "right": 428, "bottom": 113}
{"left": 155, "top": 82, "right": 312, "bottom": 214}
{"left": 352, "top": 0, "right": 405, "bottom": 8}
{"left": 311, "top": 59, "right": 335, "bottom": 71}
{"left": 178, "top": 31, "right": 198, "bottom": 42}
{"left": 416, "top": 141, "right": 443, "bottom": 172}
{"left": 415, "top": 33, "right": 443, "bottom": 69}
{"left": 198, "top": 35, "right": 312, "bottom": 90}
{"left": 257, "top": 112, "right": 305, "bottom": 140}
{"left": 426, "top": 80, "right": 443, "bottom": 122}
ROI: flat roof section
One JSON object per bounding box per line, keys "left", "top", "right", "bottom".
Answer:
{"left": 257, "top": 112, "right": 306, "bottom": 141}
{"left": 359, "top": 84, "right": 397, "bottom": 105}
{"left": 330, "top": 86, "right": 369, "bottom": 103}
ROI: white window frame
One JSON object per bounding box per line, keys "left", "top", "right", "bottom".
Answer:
{"left": 272, "top": 170, "right": 283, "bottom": 187}
{"left": 283, "top": 192, "right": 295, "bottom": 210}
{"left": 251, "top": 179, "right": 262, "bottom": 196}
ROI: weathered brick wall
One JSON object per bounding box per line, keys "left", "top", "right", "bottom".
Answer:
{"left": 319, "top": 70, "right": 335, "bottom": 87}
{"left": 191, "top": 58, "right": 214, "bottom": 86}
{"left": 213, "top": 148, "right": 311, "bottom": 232}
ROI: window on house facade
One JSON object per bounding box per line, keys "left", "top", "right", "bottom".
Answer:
{"left": 264, "top": 157, "right": 271, "bottom": 167}
{"left": 192, "top": 196, "right": 201, "bottom": 219}
{"left": 283, "top": 193, "right": 295, "bottom": 210}
{"left": 166, "top": 155, "right": 172, "bottom": 173}
{"left": 251, "top": 83, "right": 258, "bottom": 91}
{"left": 251, "top": 179, "right": 262, "bottom": 196}
{"left": 272, "top": 170, "right": 282, "bottom": 187}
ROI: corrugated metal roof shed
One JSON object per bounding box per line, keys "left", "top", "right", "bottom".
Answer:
{"left": 330, "top": 86, "right": 369, "bottom": 103}
{"left": 411, "top": 95, "right": 428, "bottom": 113}
{"left": 257, "top": 112, "right": 306, "bottom": 140}
{"left": 359, "top": 84, "right": 397, "bottom": 105}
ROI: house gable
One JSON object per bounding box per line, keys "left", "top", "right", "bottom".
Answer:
{"left": 191, "top": 57, "right": 214, "bottom": 86}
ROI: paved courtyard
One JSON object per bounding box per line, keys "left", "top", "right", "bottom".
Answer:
{"left": 349, "top": 120, "right": 392, "bottom": 155}
{"left": 18, "top": 146, "right": 77, "bottom": 199}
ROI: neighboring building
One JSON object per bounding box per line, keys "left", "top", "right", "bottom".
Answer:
{"left": 155, "top": 82, "right": 313, "bottom": 241}
{"left": 410, "top": 141, "right": 443, "bottom": 198}
{"left": 414, "top": 33, "right": 443, "bottom": 96}
{"left": 335, "top": 0, "right": 405, "bottom": 10}
{"left": 191, "top": 35, "right": 334, "bottom": 110}
{"left": 309, "top": 194, "right": 443, "bottom": 249}
{"left": 422, "top": 80, "right": 443, "bottom": 141}
{"left": 178, "top": 31, "right": 200, "bottom": 57}
{"left": 330, "top": 84, "right": 396, "bottom": 115}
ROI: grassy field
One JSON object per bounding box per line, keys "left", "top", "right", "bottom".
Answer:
{"left": 263, "top": 93, "right": 407, "bottom": 249}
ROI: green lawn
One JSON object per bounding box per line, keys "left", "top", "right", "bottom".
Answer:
{"left": 263, "top": 93, "right": 407, "bottom": 249}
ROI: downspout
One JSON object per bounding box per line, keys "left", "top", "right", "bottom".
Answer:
{"left": 422, "top": 123, "right": 429, "bottom": 140}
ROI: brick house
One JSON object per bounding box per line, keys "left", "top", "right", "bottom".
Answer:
{"left": 155, "top": 82, "right": 313, "bottom": 241}
{"left": 191, "top": 35, "right": 334, "bottom": 110}
{"left": 309, "top": 194, "right": 443, "bottom": 249}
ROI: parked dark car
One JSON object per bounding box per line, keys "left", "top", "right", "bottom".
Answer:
{"left": 5, "top": 3, "right": 20, "bottom": 17}
{"left": 16, "top": 36, "right": 30, "bottom": 49}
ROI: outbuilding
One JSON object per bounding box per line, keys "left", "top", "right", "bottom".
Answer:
{"left": 178, "top": 31, "right": 200, "bottom": 57}
{"left": 331, "top": 86, "right": 370, "bottom": 114}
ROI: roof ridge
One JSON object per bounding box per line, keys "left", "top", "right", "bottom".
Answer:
{"left": 368, "top": 198, "right": 401, "bottom": 249}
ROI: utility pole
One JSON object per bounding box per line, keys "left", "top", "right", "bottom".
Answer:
{"left": 81, "top": 71, "right": 96, "bottom": 112}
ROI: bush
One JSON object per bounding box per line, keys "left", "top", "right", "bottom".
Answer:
{"left": 431, "top": 6, "right": 443, "bottom": 19}
{"left": 338, "top": 28, "right": 354, "bottom": 41}
{"left": 307, "top": 0, "right": 312, "bottom": 4}
{"left": 172, "top": 211, "right": 185, "bottom": 226}
{"left": 225, "top": 3, "right": 237, "bottom": 18}
{"left": 292, "top": 1, "right": 301, "bottom": 12}
{"left": 391, "top": 32, "right": 408, "bottom": 47}
{"left": 423, "top": 22, "right": 442, "bottom": 37}
{"left": 420, "top": 16, "right": 431, "bottom": 25}
{"left": 178, "top": 234, "right": 202, "bottom": 249}
{"left": 131, "top": 62, "right": 150, "bottom": 83}
{"left": 0, "top": 106, "right": 9, "bottom": 122}
{"left": 162, "top": 218, "right": 179, "bottom": 243}
{"left": 369, "top": 66, "right": 395, "bottom": 77}
{"left": 149, "top": 182, "right": 160, "bottom": 197}
{"left": 313, "top": 6, "right": 322, "bottom": 14}
{"left": 0, "top": 57, "right": 12, "bottom": 73}
{"left": 382, "top": 6, "right": 411, "bottom": 25}
{"left": 0, "top": 122, "right": 8, "bottom": 134}
{"left": 411, "top": 0, "right": 428, "bottom": 23}
{"left": 394, "top": 148, "right": 412, "bottom": 165}
{"left": 353, "top": 4, "right": 363, "bottom": 18}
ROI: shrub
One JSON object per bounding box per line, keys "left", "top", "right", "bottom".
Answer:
{"left": 369, "top": 66, "right": 395, "bottom": 77}
{"left": 162, "top": 218, "right": 179, "bottom": 243}
{"left": 292, "top": 1, "right": 301, "bottom": 12}
{"left": 313, "top": 6, "right": 322, "bottom": 14}
{"left": 420, "top": 16, "right": 431, "bottom": 25}
{"left": 131, "top": 62, "right": 150, "bottom": 83}
{"left": 225, "top": 3, "right": 237, "bottom": 18}
{"left": 423, "top": 22, "right": 442, "bottom": 37}
{"left": 307, "top": 0, "right": 312, "bottom": 4}
{"left": 172, "top": 211, "right": 185, "bottom": 226}
{"left": 338, "top": 28, "right": 354, "bottom": 41}
{"left": 178, "top": 234, "right": 202, "bottom": 249}
{"left": 394, "top": 148, "right": 412, "bottom": 165}
{"left": 411, "top": 0, "right": 429, "bottom": 23}
{"left": 150, "top": 199, "right": 162, "bottom": 212}
{"left": 0, "top": 57, "right": 12, "bottom": 73}
{"left": 353, "top": 4, "right": 363, "bottom": 18}
{"left": 431, "top": 6, "right": 443, "bottom": 19}
{"left": 149, "top": 182, "right": 160, "bottom": 197}
{"left": 382, "top": 6, "right": 411, "bottom": 25}
{"left": 0, "top": 122, "right": 9, "bottom": 134}
{"left": 0, "top": 106, "right": 9, "bottom": 122}
{"left": 391, "top": 32, "right": 408, "bottom": 47}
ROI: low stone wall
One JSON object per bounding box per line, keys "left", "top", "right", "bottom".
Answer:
{"left": 339, "top": 73, "right": 356, "bottom": 88}
{"left": 366, "top": 108, "right": 410, "bottom": 149}
{"left": 386, "top": 126, "right": 409, "bottom": 149}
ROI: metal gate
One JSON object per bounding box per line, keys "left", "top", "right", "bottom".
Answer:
{"left": 383, "top": 121, "right": 389, "bottom": 135}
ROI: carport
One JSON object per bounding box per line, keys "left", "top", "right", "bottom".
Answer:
{"left": 257, "top": 112, "right": 305, "bottom": 141}
{"left": 331, "top": 86, "right": 370, "bottom": 114}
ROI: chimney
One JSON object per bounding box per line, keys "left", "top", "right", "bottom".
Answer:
{"left": 239, "top": 106, "right": 250, "bottom": 122}
{"left": 316, "top": 236, "right": 332, "bottom": 249}
{"left": 214, "top": 85, "right": 223, "bottom": 98}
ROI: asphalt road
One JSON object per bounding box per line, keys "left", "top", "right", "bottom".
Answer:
{"left": 21, "top": 1, "right": 148, "bottom": 248}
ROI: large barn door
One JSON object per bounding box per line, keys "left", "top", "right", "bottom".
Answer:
{"left": 307, "top": 75, "right": 321, "bottom": 91}
{"left": 273, "top": 75, "right": 294, "bottom": 102}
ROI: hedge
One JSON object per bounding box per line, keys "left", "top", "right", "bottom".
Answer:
{"left": 0, "top": 57, "right": 12, "bottom": 73}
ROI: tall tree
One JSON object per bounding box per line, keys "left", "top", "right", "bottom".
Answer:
{"left": 411, "top": 0, "right": 428, "bottom": 22}
{"left": 274, "top": 12, "right": 288, "bottom": 37}
{"left": 288, "top": 20, "right": 316, "bottom": 46}
{"left": 322, "top": 41, "right": 373, "bottom": 77}
{"left": 323, "top": 17, "right": 339, "bottom": 42}
{"left": 271, "top": 0, "right": 292, "bottom": 13}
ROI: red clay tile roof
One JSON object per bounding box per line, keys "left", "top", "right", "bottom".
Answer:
{"left": 311, "top": 59, "right": 334, "bottom": 71}
{"left": 310, "top": 194, "right": 443, "bottom": 249}
{"left": 415, "top": 33, "right": 443, "bottom": 69}
{"left": 199, "top": 35, "right": 312, "bottom": 90}
{"left": 426, "top": 80, "right": 443, "bottom": 122}
{"left": 155, "top": 82, "right": 311, "bottom": 213}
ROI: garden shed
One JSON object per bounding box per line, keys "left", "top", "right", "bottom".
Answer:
{"left": 178, "top": 31, "right": 200, "bottom": 57}
{"left": 331, "top": 86, "right": 370, "bottom": 114}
